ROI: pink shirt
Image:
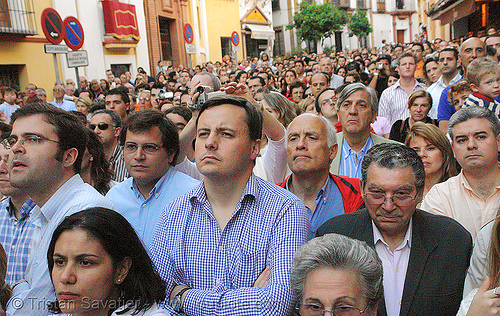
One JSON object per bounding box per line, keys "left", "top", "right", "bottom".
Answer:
{"left": 373, "top": 219, "right": 412, "bottom": 316}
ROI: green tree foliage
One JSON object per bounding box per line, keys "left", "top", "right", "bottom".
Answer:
{"left": 287, "top": 1, "right": 348, "bottom": 44}
{"left": 348, "top": 10, "right": 373, "bottom": 38}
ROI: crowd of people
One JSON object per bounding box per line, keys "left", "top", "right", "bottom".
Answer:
{"left": 0, "top": 31, "right": 499, "bottom": 315}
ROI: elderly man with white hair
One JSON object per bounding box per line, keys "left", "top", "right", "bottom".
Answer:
{"left": 277, "top": 113, "right": 364, "bottom": 239}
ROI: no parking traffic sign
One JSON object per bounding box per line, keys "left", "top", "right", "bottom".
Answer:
{"left": 184, "top": 24, "right": 194, "bottom": 44}
{"left": 41, "top": 8, "right": 64, "bottom": 44}
{"left": 63, "top": 16, "right": 84, "bottom": 50}
{"left": 231, "top": 31, "right": 240, "bottom": 46}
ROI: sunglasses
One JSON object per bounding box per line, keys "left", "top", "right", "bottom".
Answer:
{"left": 89, "top": 122, "right": 115, "bottom": 131}
{"left": 53, "top": 88, "right": 64, "bottom": 92}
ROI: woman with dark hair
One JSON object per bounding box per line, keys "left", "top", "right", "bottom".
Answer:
{"left": 47, "top": 207, "right": 168, "bottom": 316}
{"left": 281, "top": 69, "right": 297, "bottom": 97}
{"left": 100, "top": 79, "right": 110, "bottom": 92}
{"left": 423, "top": 57, "right": 441, "bottom": 86}
{"left": 235, "top": 71, "right": 248, "bottom": 84}
{"left": 335, "top": 66, "right": 347, "bottom": 78}
{"left": 389, "top": 90, "right": 437, "bottom": 143}
{"left": 387, "top": 72, "right": 400, "bottom": 87}
{"left": 81, "top": 129, "right": 114, "bottom": 195}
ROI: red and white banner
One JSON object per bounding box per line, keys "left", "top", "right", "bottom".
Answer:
{"left": 102, "top": 0, "right": 140, "bottom": 40}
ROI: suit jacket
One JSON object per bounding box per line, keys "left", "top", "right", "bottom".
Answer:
{"left": 317, "top": 209, "right": 472, "bottom": 316}
{"left": 330, "top": 132, "right": 400, "bottom": 175}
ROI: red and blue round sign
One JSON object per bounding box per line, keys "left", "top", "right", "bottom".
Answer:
{"left": 184, "top": 24, "right": 194, "bottom": 44}
{"left": 63, "top": 16, "right": 84, "bottom": 50}
{"left": 231, "top": 31, "right": 240, "bottom": 46}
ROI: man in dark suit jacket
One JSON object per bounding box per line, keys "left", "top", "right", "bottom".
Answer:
{"left": 317, "top": 143, "right": 472, "bottom": 316}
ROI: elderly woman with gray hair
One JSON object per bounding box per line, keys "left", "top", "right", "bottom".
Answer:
{"left": 290, "top": 233, "right": 383, "bottom": 316}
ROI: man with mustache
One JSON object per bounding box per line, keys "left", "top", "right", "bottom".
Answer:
{"left": 422, "top": 106, "right": 500, "bottom": 239}
{"left": 330, "top": 83, "right": 398, "bottom": 178}
{"left": 5, "top": 103, "right": 115, "bottom": 315}
{"left": 105, "top": 109, "right": 199, "bottom": 248}
{"left": 149, "top": 95, "right": 308, "bottom": 315}
{"left": 277, "top": 113, "right": 364, "bottom": 239}
{"left": 317, "top": 143, "right": 472, "bottom": 316}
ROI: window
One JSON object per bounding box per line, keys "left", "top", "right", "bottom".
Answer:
{"left": 0, "top": 0, "right": 36, "bottom": 35}
{"left": 221, "top": 37, "right": 231, "bottom": 58}
{"left": 0, "top": 64, "right": 21, "bottom": 87}
{"left": 273, "top": 29, "right": 284, "bottom": 56}
{"left": 356, "top": 0, "right": 366, "bottom": 9}
{"left": 159, "top": 17, "right": 173, "bottom": 62}
{"left": 272, "top": 0, "right": 280, "bottom": 11}
{"left": 377, "top": 0, "right": 385, "bottom": 11}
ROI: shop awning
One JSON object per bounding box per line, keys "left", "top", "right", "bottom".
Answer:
{"left": 246, "top": 24, "right": 275, "bottom": 40}
{"left": 427, "top": 0, "right": 477, "bottom": 24}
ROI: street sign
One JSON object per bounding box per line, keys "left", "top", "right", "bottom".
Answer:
{"left": 67, "top": 50, "right": 89, "bottom": 67}
{"left": 232, "top": 46, "right": 241, "bottom": 52}
{"left": 63, "top": 16, "right": 84, "bottom": 50}
{"left": 44, "top": 44, "right": 68, "bottom": 54}
{"left": 41, "top": 8, "right": 64, "bottom": 44}
{"left": 185, "top": 43, "right": 195, "bottom": 54}
{"left": 183, "top": 24, "right": 194, "bottom": 44}
{"left": 231, "top": 31, "right": 240, "bottom": 46}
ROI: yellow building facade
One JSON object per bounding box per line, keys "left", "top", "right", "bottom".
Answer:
{"left": 187, "top": 0, "right": 243, "bottom": 64}
{"left": 0, "top": 0, "right": 59, "bottom": 91}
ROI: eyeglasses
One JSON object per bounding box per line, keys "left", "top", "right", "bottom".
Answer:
{"left": 123, "top": 142, "right": 164, "bottom": 154}
{"left": 3, "top": 134, "right": 59, "bottom": 149}
{"left": 89, "top": 122, "right": 115, "bottom": 131}
{"left": 298, "top": 303, "right": 369, "bottom": 316}
{"left": 53, "top": 88, "right": 64, "bottom": 92}
{"left": 139, "top": 97, "right": 151, "bottom": 102}
{"left": 364, "top": 191, "right": 418, "bottom": 207}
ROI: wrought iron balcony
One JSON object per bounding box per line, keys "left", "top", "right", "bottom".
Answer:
{"left": 0, "top": 0, "right": 37, "bottom": 35}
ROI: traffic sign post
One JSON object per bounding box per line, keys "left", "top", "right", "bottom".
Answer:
{"left": 41, "top": 8, "right": 65, "bottom": 84}
{"left": 63, "top": 17, "right": 84, "bottom": 50}
{"left": 67, "top": 50, "right": 88, "bottom": 68}
{"left": 183, "top": 24, "right": 195, "bottom": 74}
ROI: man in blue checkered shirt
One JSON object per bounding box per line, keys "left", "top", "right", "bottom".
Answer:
{"left": 150, "top": 93, "right": 309, "bottom": 315}
{"left": 0, "top": 125, "right": 35, "bottom": 285}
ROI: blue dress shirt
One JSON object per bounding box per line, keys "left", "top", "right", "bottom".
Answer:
{"left": 285, "top": 176, "right": 344, "bottom": 240}
{"left": 49, "top": 99, "right": 77, "bottom": 111}
{"left": 106, "top": 168, "right": 199, "bottom": 248}
{"left": 0, "top": 198, "right": 36, "bottom": 285}
{"left": 7, "top": 175, "right": 115, "bottom": 315}
{"left": 339, "top": 136, "right": 374, "bottom": 179}
{"left": 149, "top": 174, "right": 309, "bottom": 316}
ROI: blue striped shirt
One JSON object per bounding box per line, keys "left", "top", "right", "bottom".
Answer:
{"left": 7, "top": 175, "right": 115, "bottom": 315}
{"left": 149, "top": 174, "right": 309, "bottom": 316}
{"left": 0, "top": 198, "right": 36, "bottom": 285}
{"left": 339, "top": 136, "right": 374, "bottom": 179}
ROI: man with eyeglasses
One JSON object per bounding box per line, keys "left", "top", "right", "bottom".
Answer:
{"left": 5, "top": 103, "right": 115, "bottom": 315}
{"left": 49, "top": 83, "right": 76, "bottom": 111}
{"left": 105, "top": 109, "right": 199, "bottom": 248}
{"left": 315, "top": 88, "right": 340, "bottom": 130}
{"left": 317, "top": 143, "right": 472, "bottom": 316}
{"left": 89, "top": 109, "right": 129, "bottom": 182}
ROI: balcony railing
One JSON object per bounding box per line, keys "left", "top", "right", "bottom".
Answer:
{"left": 0, "top": 0, "right": 37, "bottom": 35}
{"left": 357, "top": 0, "right": 366, "bottom": 9}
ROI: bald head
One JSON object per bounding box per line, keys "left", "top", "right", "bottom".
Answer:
{"left": 460, "top": 37, "right": 485, "bottom": 69}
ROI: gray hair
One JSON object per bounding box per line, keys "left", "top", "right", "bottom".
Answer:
{"left": 290, "top": 233, "right": 383, "bottom": 310}
{"left": 92, "top": 109, "right": 123, "bottom": 128}
{"left": 198, "top": 72, "right": 221, "bottom": 91}
{"left": 65, "top": 84, "right": 75, "bottom": 92}
{"left": 337, "top": 83, "right": 378, "bottom": 113}
{"left": 448, "top": 106, "right": 500, "bottom": 139}
{"left": 35, "top": 88, "right": 46, "bottom": 96}
{"left": 286, "top": 113, "right": 337, "bottom": 147}
{"left": 361, "top": 143, "right": 425, "bottom": 194}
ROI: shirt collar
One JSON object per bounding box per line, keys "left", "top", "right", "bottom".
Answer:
{"left": 109, "top": 145, "right": 123, "bottom": 163}
{"left": 342, "top": 136, "right": 373, "bottom": 160}
{"left": 41, "top": 174, "right": 83, "bottom": 221}
{"left": 373, "top": 217, "right": 413, "bottom": 250}
{"left": 472, "top": 91, "right": 495, "bottom": 102}
{"left": 7, "top": 198, "right": 36, "bottom": 221}
{"left": 131, "top": 168, "right": 174, "bottom": 199}
{"left": 191, "top": 173, "right": 258, "bottom": 207}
